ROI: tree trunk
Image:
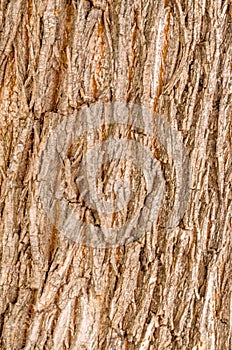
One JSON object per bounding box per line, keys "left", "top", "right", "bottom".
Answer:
{"left": 0, "top": 0, "right": 231, "bottom": 349}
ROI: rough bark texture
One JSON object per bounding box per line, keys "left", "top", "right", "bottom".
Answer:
{"left": 0, "top": 0, "right": 232, "bottom": 349}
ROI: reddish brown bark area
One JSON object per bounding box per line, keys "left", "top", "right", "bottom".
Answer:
{"left": 0, "top": 0, "right": 231, "bottom": 349}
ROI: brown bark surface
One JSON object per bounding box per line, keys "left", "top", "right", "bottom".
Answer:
{"left": 0, "top": 0, "right": 232, "bottom": 349}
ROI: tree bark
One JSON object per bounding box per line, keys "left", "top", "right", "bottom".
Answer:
{"left": 0, "top": 0, "right": 231, "bottom": 349}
